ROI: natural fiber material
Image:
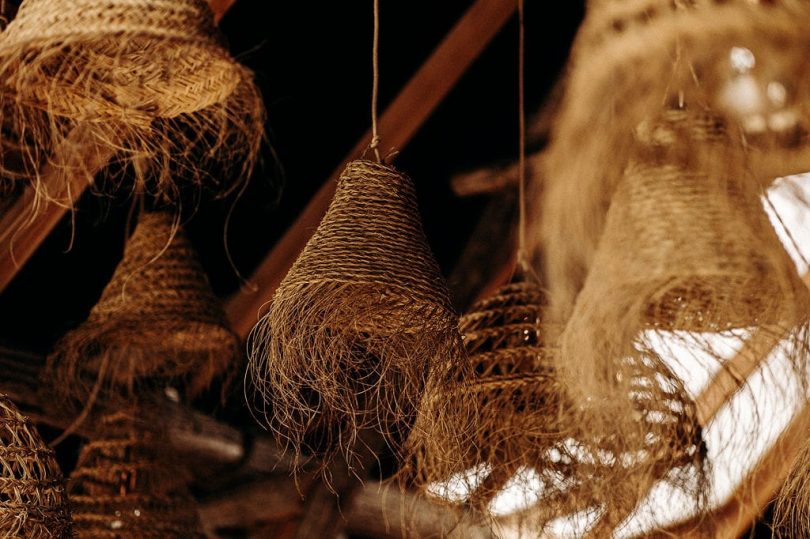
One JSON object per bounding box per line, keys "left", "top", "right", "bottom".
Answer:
{"left": 248, "top": 159, "right": 466, "bottom": 470}
{"left": 0, "top": 393, "right": 71, "bottom": 538}
{"left": 774, "top": 435, "right": 810, "bottom": 539}
{"left": 47, "top": 210, "right": 238, "bottom": 400}
{"left": 539, "top": 0, "right": 810, "bottom": 321}
{"left": 69, "top": 408, "right": 204, "bottom": 538}
{"left": 403, "top": 275, "right": 561, "bottom": 508}
{"left": 0, "top": 0, "right": 263, "bottom": 204}
{"left": 405, "top": 276, "right": 704, "bottom": 532}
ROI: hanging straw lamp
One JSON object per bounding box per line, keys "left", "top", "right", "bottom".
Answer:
{"left": 553, "top": 107, "right": 809, "bottom": 531}
{"left": 248, "top": 159, "right": 467, "bottom": 468}
{"left": 46, "top": 210, "right": 239, "bottom": 401}
{"left": 540, "top": 0, "right": 810, "bottom": 322}
{"left": 0, "top": 393, "right": 72, "bottom": 537}
{"left": 69, "top": 407, "right": 204, "bottom": 538}
{"left": 0, "top": 0, "right": 263, "bottom": 204}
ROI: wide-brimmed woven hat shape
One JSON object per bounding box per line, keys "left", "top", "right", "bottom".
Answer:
{"left": 0, "top": 0, "right": 264, "bottom": 202}
{"left": 248, "top": 159, "right": 467, "bottom": 469}
{"left": 69, "top": 408, "right": 204, "bottom": 538}
{"left": 47, "top": 210, "right": 238, "bottom": 400}
{"left": 540, "top": 0, "right": 810, "bottom": 321}
{"left": 0, "top": 393, "right": 71, "bottom": 537}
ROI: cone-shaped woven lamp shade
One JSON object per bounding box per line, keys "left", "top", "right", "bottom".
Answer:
{"left": 47, "top": 210, "right": 238, "bottom": 400}
{"left": 248, "top": 159, "right": 466, "bottom": 468}
{"left": 0, "top": 0, "right": 264, "bottom": 202}
{"left": 403, "top": 274, "right": 562, "bottom": 510}
{"left": 0, "top": 393, "right": 71, "bottom": 537}
{"left": 540, "top": 0, "right": 810, "bottom": 321}
{"left": 69, "top": 409, "right": 204, "bottom": 538}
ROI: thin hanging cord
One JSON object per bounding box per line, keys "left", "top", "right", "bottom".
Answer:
{"left": 517, "top": 0, "right": 528, "bottom": 269}
{"left": 370, "top": 0, "right": 382, "bottom": 162}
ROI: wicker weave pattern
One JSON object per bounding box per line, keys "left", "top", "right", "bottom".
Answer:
{"left": 249, "top": 160, "right": 466, "bottom": 470}
{"left": 0, "top": 394, "right": 71, "bottom": 538}
{"left": 47, "top": 211, "right": 238, "bottom": 400}
{"left": 69, "top": 409, "right": 204, "bottom": 538}
{"left": 0, "top": 0, "right": 264, "bottom": 204}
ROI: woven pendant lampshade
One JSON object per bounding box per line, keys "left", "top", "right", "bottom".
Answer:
{"left": 540, "top": 0, "right": 810, "bottom": 322}
{"left": 248, "top": 159, "right": 466, "bottom": 469}
{"left": 0, "top": 393, "right": 71, "bottom": 537}
{"left": 0, "top": 0, "right": 263, "bottom": 203}
{"left": 69, "top": 408, "right": 204, "bottom": 538}
{"left": 403, "top": 274, "right": 561, "bottom": 509}
{"left": 47, "top": 210, "right": 238, "bottom": 401}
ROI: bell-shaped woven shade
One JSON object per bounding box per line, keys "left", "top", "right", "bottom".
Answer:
{"left": 47, "top": 210, "right": 238, "bottom": 400}
{"left": 402, "top": 275, "right": 561, "bottom": 509}
{"left": 69, "top": 408, "right": 204, "bottom": 538}
{"left": 0, "top": 393, "right": 71, "bottom": 537}
{"left": 539, "top": 0, "right": 810, "bottom": 322}
{"left": 0, "top": 0, "right": 264, "bottom": 203}
{"left": 248, "top": 159, "right": 466, "bottom": 469}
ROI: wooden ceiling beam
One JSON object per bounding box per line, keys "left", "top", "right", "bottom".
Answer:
{"left": 0, "top": 0, "right": 237, "bottom": 295}
{"left": 225, "top": 0, "right": 519, "bottom": 337}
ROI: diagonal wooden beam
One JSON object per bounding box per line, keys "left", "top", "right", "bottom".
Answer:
{"left": 0, "top": 0, "right": 238, "bottom": 295}
{"left": 225, "top": 0, "right": 519, "bottom": 338}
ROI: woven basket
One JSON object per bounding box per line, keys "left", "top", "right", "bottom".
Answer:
{"left": 0, "top": 393, "right": 71, "bottom": 538}
{"left": 69, "top": 408, "right": 204, "bottom": 538}
{"left": 540, "top": 0, "right": 810, "bottom": 322}
{"left": 0, "top": 0, "right": 264, "bottom": 202}
{"left": 248, "top": 159, "right": 466, "bottom": 469}
{"left": 47, "top": 210, "right": 238, "bottom": 400}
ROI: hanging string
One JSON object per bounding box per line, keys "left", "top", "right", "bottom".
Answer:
{"left": 369, "top": 0, "right": 382, "bottom": 163}
{"left": 516, "top": 0, "right": 528, "bottom": 270}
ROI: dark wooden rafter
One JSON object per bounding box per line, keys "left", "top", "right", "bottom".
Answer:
{"left": 225, "top": 0, "right": 519, "bottom": 337}
{"left": 0, "top": 0, "right": 238, "bottom": 295}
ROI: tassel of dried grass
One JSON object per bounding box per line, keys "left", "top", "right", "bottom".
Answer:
{"left": 774, "top": 435, "right": 810, "bottom": 538}
{"left": 46, "top": 210, "right": 238, "bottom": 402}
{"left": 69, "top": 406, "right": 204, "bottom": 538}
{"left": 248, "top": 159, "right": 467, "bottom": 471}
{"left": 0, "top": 0, "right": 264, "bottom": 205}
{"left": 0, "top": 393, "right": 72, "bottom": 538}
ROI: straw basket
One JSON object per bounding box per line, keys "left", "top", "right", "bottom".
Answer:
{"left": 248, "top": 159, "right": 465, "bottom": 469}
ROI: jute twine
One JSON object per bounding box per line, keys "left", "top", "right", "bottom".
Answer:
{"left": 539, "top": 0, "right": 810, "bottom": 321}
{"left": 248, "top": 159, "right": 467, "bottom": 471}
{"left": 0, "top": 393, "right": 71, "bottom": 538}
{"left": 46, "top": 210, "right": 238, "bottom": 401}
{"left": 69, "top": 407, "right": 204, "bottom": 538}
{"left": 0, "top": 0, "right": 264, "bottom": 204}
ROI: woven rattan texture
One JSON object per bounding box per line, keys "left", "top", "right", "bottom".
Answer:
{"left": 69, "top": 409, "right": 204, "bottom": 538}
{"left": 248, "top": 159, "right": 468, "bottom": 471}
{"left": 0, "top": 0, "right": 264, "bottom": 204}
{"left": 539, "top": 0, "right": 810, "bottom": 321}
{"left": 0, "top": 394, "right": 71, "bottom": 538}
{"left": 46, "top": 211, "right": 238, "bottom": 400}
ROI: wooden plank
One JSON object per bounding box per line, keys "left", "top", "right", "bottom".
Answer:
{"left": 225, "top": 0, "right": 518, "bottom": 338}
{"left": 0, "top": 0, "right": 238, "bottom": 296}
